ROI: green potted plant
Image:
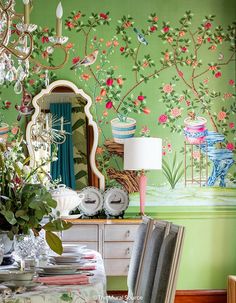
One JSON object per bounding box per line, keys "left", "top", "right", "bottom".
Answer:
{"left": 0, "top": 136, "right": 72, "bottom": 255}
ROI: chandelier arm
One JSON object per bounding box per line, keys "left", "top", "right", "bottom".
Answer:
{"left": 29, "top": 44, "right": 69, "bottom": 70}
{"left": 0, "top": 32, "right": 33, "bottom": 61}
{"left": 0, "top": 0, "right": 13, "bottom": 11}
{"left": 0, "top": 6, "right": 12, "bottom": 47}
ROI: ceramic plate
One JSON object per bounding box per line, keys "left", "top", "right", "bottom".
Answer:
{"left": 39, "top": 265, "right": 78, "bottom": 274}
{"left": 78, "top": 187, "right": 103, "bottom": 216}
{"left": 3, "top": 281, "right": 41, "bottom": 290}
{"left": 63, "top": 244, "right": 87, "bottom": 254}
{"left": 103, "top": 187, "right": 129, "bottom": 216}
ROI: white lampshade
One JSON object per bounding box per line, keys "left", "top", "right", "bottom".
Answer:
{"left": 124, "top": 137, "right": 162, "bottom": 171}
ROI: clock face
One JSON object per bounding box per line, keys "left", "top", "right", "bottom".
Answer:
{"left": 78, "top": 187, "right": 103, "bottom": 216}
{"left": 103, "top": 188, "right": 129, "bottom": 216}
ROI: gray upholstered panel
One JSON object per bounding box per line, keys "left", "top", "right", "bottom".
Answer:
{"left": 137, "top": 224, "right": 166, "bottom": 303}
{"left": 127, "top": 222, "right": 148, "bottom": 297}
{"left": 150, "top": 230, "right": 177, "bottom": 303}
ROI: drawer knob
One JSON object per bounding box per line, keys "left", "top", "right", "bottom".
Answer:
{"left": 126, "top": 230, "right": 130, "bottom": 237}
{"left": 126, "top": 247, "right": 130, "bottom": 255}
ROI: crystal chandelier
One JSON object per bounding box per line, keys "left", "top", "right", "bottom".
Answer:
{"left": 31, "top": 113, "right": 70, "bottom": 151}
{"left": 0, "top": 0, "right": 69, "bottom": 94}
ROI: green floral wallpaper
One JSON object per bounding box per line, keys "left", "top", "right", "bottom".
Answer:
{"left": 0, "top": 0, "right": 235, "bottom": 207}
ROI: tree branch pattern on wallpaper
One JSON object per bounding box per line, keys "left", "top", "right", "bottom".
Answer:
{"left": 65, "top": 10, "right": 235, "bottom": 190}
{"left": 1, "top": 9, "right": 235, "bottom": 194}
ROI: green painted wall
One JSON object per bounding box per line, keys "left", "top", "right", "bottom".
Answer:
{"left": 1, "top": 0, "right": 236, "bottom": 291}
{"left": 108, "top": 210, "right": 236, "bottom": 291}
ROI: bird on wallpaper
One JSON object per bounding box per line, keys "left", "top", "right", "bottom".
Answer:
{"left": 133, "top": 28, "right": 148, "bottom": 46}
{"left": 70, "top": 50, "right": 99, "bottom": 70}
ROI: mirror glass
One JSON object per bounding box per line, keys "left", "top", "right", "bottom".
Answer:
{"left": 26, "top": 80, "right": 105, "bottom": 191}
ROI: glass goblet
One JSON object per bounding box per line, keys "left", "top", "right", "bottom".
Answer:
{"left": 14, "top": 234, "right": 35, "bottom": 271}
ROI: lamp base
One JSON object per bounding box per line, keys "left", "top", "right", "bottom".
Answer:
{"left": 139, "top": 171, "right": 147, "bottom": 216}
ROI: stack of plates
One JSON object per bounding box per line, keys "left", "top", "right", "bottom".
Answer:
{"left": 49, "top": 244, "right": 87, "bottom": 265}
{"left": 39, "top": 264, "right": 79, "bottom": 276}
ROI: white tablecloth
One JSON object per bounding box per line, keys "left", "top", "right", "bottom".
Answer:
{"left": 0, "top": 251, "right": 107, "bottom": 303}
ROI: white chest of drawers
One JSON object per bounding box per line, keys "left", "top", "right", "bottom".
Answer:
{"left": 62, "top": 219, "right": 141, "bottom": 276}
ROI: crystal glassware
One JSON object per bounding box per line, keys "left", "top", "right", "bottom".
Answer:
{"left": 14, "top": 234, "right": 36, "bottom": 271}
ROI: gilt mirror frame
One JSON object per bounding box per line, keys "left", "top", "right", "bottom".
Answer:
{"left": 26, "top": 79, "right": 105, "bottom": 191}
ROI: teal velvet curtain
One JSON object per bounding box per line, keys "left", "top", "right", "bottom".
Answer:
{"left": 50, "top": 103, "right": 76, "bottom": 189}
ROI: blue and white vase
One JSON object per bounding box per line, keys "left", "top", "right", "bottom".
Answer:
{"left": 111, "top": 116, "right": 136, "bottom": 144}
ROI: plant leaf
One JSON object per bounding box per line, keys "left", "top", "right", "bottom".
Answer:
{"left": 45, "top": 231, "right": 63, "bottom": 255}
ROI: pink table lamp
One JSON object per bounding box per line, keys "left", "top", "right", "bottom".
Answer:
{"left": 124, "top": 137, "right": 162, "bottom": 215}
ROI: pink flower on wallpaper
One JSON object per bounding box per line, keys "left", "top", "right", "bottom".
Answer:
{"left": 178, "top": 95, "right": 185, "bottom": 102}
{"left": 100, "top": 13, "right": 108, "bottom": 20}
{"left": 138, "top": 95, "right": 145, "bottom": 101}
{"left": 117, "top": 78, "right": 123, "bottom": 85}
{"left": 197, "top": 36, "right": 203, "bottom": 44}
{"left": 158, "top": 114, "right": 168, "bottom": 123}
{"left": 96, "top": 96, "right": 103, "bottom": 103}
{"left": 163, "top": 26, "right": 170, "bottom": 33}
{"left": 229, "top": 122, "right": 235, "bottom": 129}
{"left": 41, "top": 36, "right": 49, "bottom": 43}
{"left": 163, "top": 84, "right": 173, "bottom": 93}
{"left": 123, "top": 21, "right": 132, "bottom": 28}
{"left": 4, "top": 101, "right": 11, "bottom": 109}
{"left": 150, "top": 26, "right": 157, "bottom": 32}
{"left": 103, "top": 110, "right": 108, "bottom": 117}
{"left": 153, "top": 16, "right": 159, "bottom": 22}
{"left": 181, "top": 46, "right": 187, "bottom": 52}
{"left": 142, "top": 60, "right": 149, "bottom": 67}
{"left": 106, "top": 78, "right": 113, "bottom": 86}
{"left": 81, "top": 73, "right": 91, "bottom": 81}
{"left": 120, "top": 47, "right": 125, "bottom": 52}
{"left": 229, "top": 79, "right": 235, "bottom": 86}
{"left": 113, "top": 40, "right": 119, "bottom": 47}
{"left": 170, "top": 107, "right": 182, "bottom": 117}
{"left": 100, "top": 88, "right": 107, "bottom": 96}
{"left": 106, "top": 41, "right": 112, "bottom": 47}
{"left": 217, "top": 111, "right": 227, "bottom": 121}
{"left": 192, "top": 151, "right": 201, "bottom": 160}
{"left": 66, "top": 21, "right": 74, "bottom": 28}
{"left": 204, "top": 22, "right": 212, "bottom": 30}
{"left": 72, "top": 56, "right": 80, "bottom": 64}
{"left": 226, "top": 143, "right": 235, "bottom": 151}
{"left": 66, "top": 42, "right": 74, "bottom": 50}
{"left": 215, "top": 71, "right": 222, "bottom": 78}
{"left": 106, "top": 101, "right": 113, "bottom": 109}
{"left": 179, "top": 31, "right": 185, "bottom": 37}
{"left": 178, "top": 70, "right": 184, "bottom": 78}
{"left": 73, "top": 12, "right": 81, "bottom": 20}
{"left": 167, "top": 37, "right": 173, "bottom": 43}
{"left": 140, "top": 125, "right": 150, "bottom": 136}
{"left": 29, "top": 79, "right": 35, "bottom": 85}
{"left": 186, "top": 100, "right": 191, "bottom": 106}
{"left": 210, "top": 45, "right": 217, "bottom": 51}
{"left": 142, "top": 107, "right": 151, "bottom": 114}
{"left": 209, "top": 65, "right": 217, "bottom": 71}
{"left": 224, "top": 93, "right": 233, "bottom": 99}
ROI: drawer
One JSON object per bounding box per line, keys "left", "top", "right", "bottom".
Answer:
{"left": 104, "top": 242, "right": 133, "bottom": 259}
{"left": 104, "top": 225, "right": 139, "bottom": 241}
{"left": 62, "top": 241, "right": 98, "bottom": 251}
{"left": 105, "top": 259, "right": 130, "bottom": 276}
{"left": 62, "top": 225, "right": 98, "bottom": 242}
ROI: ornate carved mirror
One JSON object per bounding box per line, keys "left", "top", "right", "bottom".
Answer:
{"left": 26, "top": 80, "right": 105, "bottom": 190}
